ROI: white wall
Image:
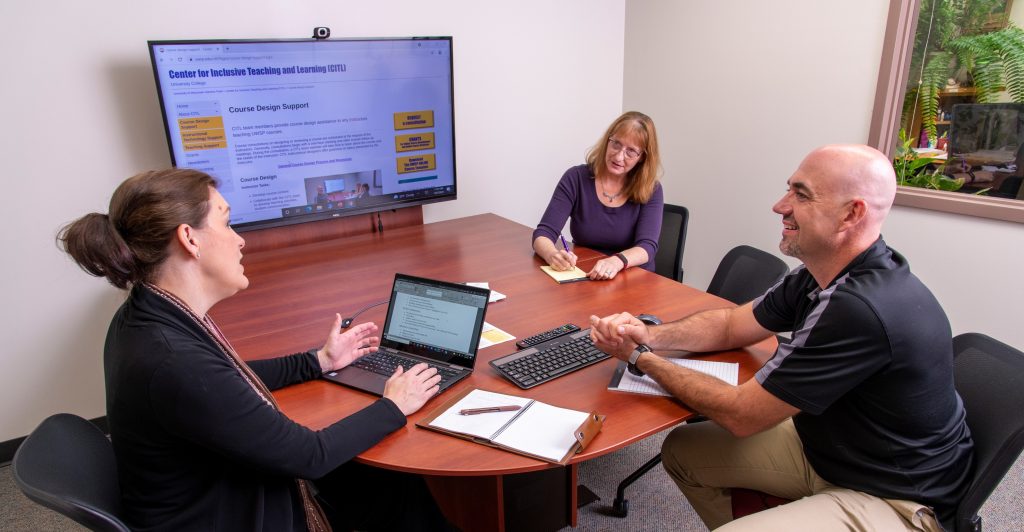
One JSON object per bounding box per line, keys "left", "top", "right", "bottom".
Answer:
{"left": 0, "top": 0, "right": 625, "bottom": 441}
{"left": 625, "top": 0, "right": 1024, "bottom": 347}
{"left": 7, "top": 0, "right": 1018, "bottom": 444}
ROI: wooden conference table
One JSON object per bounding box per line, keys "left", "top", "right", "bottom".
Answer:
{"left": 211, "top": 213, "right": 776, "bottom": 531}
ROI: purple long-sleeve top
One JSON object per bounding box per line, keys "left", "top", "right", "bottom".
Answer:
{"left": 533, "top": 164, "right": 663, "bottom": 271}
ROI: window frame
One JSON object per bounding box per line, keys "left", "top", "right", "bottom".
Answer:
{"left": 870, "top": 0, "right": 1024, "bottom": 223}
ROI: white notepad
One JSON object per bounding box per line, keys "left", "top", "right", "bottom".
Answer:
{"left": 609, "top": 358, "right": 739, "bottom": 396}
{"left": 417, "top": 388, "right": 603, "bottom": 464}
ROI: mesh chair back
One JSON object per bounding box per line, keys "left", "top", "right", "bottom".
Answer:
{"left": 706, "top": 245, "right": 789, "bottom": 305}
{"left": 12, "top": 413, "right": 130, "bottom": 532}
{"left": 654, "top": 204, "right": 689, "bottom": 282}
{"left": 952, "top": 333, "right": 1024, "bottom": 532}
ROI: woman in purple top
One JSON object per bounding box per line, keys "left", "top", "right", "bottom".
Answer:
{"left": 533, "top": 111, "right": 664, "bottom": 279}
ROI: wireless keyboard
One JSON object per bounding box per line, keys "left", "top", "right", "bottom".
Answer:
{"left": 491, "top": 329, "right": 609, "bottom": 389}
{"left": 515, "top": 323, "right": 580, "bottom": 349}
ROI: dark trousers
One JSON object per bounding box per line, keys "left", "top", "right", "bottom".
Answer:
{"left": 314, "top": 461, "right": 451, "bottom": 532}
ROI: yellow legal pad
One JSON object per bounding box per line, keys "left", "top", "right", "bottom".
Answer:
{"left": 540, "top": 266, "right": 589, "bottom": 284}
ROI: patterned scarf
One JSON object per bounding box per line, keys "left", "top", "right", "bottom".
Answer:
{"left": 143, "top": 282, "right": 332, "bottom": 532}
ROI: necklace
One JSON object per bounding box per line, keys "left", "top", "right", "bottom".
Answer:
{"left": 599, "top": 178, "right": 623, "bottom": 203}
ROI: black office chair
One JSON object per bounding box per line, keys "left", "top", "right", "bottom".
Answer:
{"left": 654, "top": 204, "right": 689, "bottom": 282}
{"left": 12, "top": 413, "right": 130, "bottom": 532}
{"left": 730, "top": 332, "right": 1024, "bottom": 528}
{"left": 951, "top": 332, "right": 1024, "bottom": 532}
{"left": 990, "top": 175, "right": 1022, "bottom": 198}
{"left": 706, "top": 245, "right": 790, "bottom": 305}
{"left": 611, "top": 244, "right": 790, "bottom": 517}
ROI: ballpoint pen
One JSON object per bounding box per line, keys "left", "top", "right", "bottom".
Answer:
{"left": 459, "top": 405, "right": 522, "bottom": 415}
{"left": 559, "top": 235, "right": 571, "bottom": 254}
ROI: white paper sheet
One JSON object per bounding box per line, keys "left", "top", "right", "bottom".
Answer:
{"left": 428, "top": 389, "right": 533, "bottom": 440}
{"left": 465, "top": 282, "right": 507, "bottom": 303}
{"left": 426, "top": 389, "right": 590, "bottom": 462}
{"left": 613, "top": 359, "right": 739, "bottom": 396}
{"left": 491, "top": 402, "right": 590, "bottom": 462}
{"left": 478, "top": 321, "right": 516, "bottom": 349}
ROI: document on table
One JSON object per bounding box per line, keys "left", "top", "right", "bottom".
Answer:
{"left": 478, "top": 322, "right": 515, "bottom": 349}
{"left": 416, "top": 388, "right": 604, "bottom": 464}
{"left": 608, "top": 358, "right": 739, "bottom": 396}
{"left": 465, "top": 282, "right": 506, "bottom": 303}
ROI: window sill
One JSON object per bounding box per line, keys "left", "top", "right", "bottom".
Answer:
{"left": 895, "top": 186, "right": 1024, "bottom": 224}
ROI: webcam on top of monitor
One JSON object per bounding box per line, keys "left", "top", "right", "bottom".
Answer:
{"left": 313, "top": 27, "right": 330, "bottom": 39}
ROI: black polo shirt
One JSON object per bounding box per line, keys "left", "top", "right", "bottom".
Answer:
{"left": 752, "top": 238, "right": 973, "bottom": 527}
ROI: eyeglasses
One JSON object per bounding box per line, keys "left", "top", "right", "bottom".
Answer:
{"left": 607, "top": 138, "right": 644, "bottom": 160}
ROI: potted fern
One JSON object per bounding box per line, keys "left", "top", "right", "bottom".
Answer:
{"left": 893, "top": 129, "right": 967, "bottom": 191}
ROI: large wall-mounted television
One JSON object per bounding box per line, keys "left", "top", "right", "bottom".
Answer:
{"left": 148, "top": 37, "right": 456, "bottom": 231}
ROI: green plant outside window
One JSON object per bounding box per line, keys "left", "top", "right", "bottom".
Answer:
{"left": 898, "top": 0, "right": 1024, "bottom": 199}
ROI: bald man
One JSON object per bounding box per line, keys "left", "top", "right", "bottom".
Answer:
{"left": 590, "top": 145, "right": 973, "bottom": 531}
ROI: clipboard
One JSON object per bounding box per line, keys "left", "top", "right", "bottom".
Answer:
{"left": 416, "top": 388, "right": 604, "bottom": 464}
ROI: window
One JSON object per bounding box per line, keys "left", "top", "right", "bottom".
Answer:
{"left": 871, "top": 0, "right": 1024, "bottom": 223}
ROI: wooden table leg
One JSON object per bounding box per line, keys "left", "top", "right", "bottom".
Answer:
{"left": 425, "top": 467, "right": 577, "bottom": 532}
{"left": 425, "top": 474, "right": 505, "bottom": 532}
{"left": 569, "top": 463, "right": 579, "bottom": 527}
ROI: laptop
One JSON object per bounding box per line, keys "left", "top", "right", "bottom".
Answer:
{"left": 323, "top": 273, "right": 491, "bottom": 396}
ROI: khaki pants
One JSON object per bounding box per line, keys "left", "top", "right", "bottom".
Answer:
{"left": 661, "top": 419, "right": 943, "bottom": 531}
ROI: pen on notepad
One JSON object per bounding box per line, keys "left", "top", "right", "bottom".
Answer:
{"left": 559, "top": 235, "right": 571, "bottom": 253}
{"left": 459, "top": 405, "right": 522, "bottom": 415}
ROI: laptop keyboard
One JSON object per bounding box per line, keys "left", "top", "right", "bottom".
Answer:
{"left": 352, "top": 350, "right": 464, "bottom": 390}
{"left": 490, "top": 330, "right": 609, "bottom": 389}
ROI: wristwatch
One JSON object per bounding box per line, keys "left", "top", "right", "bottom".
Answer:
{"left": 627, "top": 344, "right": 651, "bottom": 376}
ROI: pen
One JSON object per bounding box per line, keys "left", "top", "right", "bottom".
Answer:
{"left": 559, "top": 235, "right": 571, "bottom": 253}
{"left": 459, "top": 405, "right": 522, "bottom": 415}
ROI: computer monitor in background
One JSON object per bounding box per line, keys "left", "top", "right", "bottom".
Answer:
{"left": 148, "top": 37, "right": 456, "bottom": 231}
{"left": 948, "top": 103, "right": 1024, "bottom": 168}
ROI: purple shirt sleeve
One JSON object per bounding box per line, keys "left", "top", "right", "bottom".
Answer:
{"left": 533, "top": 165, "right": 663, "bottom": 271}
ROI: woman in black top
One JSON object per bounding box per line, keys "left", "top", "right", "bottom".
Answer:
{"left": 59, "top": 169, "right": 448, "bottom": 531}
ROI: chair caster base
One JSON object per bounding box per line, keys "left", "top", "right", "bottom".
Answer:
{"left": 611, "top": 497, "right": 629, "bottom": 517}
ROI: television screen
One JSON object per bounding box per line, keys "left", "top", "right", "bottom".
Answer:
{"left": 148, "top": 37, "right": 456, "bottom": 230}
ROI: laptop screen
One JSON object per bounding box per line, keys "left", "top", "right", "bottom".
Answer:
{"left": 380, "top": 274, "right": 490, "bottom": 369}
